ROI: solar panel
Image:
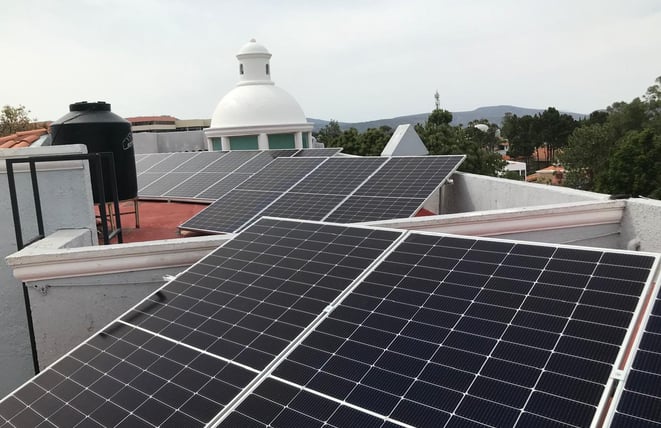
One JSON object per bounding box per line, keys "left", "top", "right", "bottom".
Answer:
{"left": 137, "top": 172, "right": 163, "bottom": 192}
{"left": 200, "top": 151, "right": 261, "bottom": 173}
{"left": 125, "top": 218, "right": 403, "bottom": 371}
{"left": 196, "top": 173, "right": 253, "bottom": 201}
{"left": 289, "top": 157, "right": 387, "bottom": 195}
{"left": 172, "top": 151, "right": 226, "bottom": 173}
{"left": 0, "top": 321, "right": 256, "bottom": 427}
{"left": 180, "top": 190, "right": 281, "bottom": 233}
{"left": 258, "top": 193, "right": 347, "bottom": 221}
{"left": 5, "top": 219, "right": 656, "bottom": 427}
{"left": 234, "top": 150, "right": 299, "bottom": 174}
{"left": 609, "top": 283, "right": 661, "bottom": 427}
{"left": 294, "top": 148, "right": 343, "bottom": 157}
{"left": 147, "top": 152, "right": 199, "bottom": 174}
{"left": 139, "top": 172, "right": 195, "bottom": 198}
{"left": 0, "top": 218, "right": 403, "bottom": 427}
{"left": 236, "top": 157, "right": 326, "bottom": 192}
{"left": 355, "top": 155, "right": 465, "bottom": 198}
{"left": 325, "top": 195, "right": 426, "bottom": 223}
{"left": 179, "top": 155, "right": 464, "bottom": 234}
{"left": 270, "top": 232, "right": 657, "bottom": 428}
{"left": 135, "top": 153, "right": 174, "bottom": 173}
{"left": 164, "top": 172, "right": 229, "bottom": 199}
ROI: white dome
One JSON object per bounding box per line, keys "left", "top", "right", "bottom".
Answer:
{"left": 237, "top": 38, "right": 270, "bottom": 57}
{"left": 210, "top": 84, "right": 308, "bottom": 128}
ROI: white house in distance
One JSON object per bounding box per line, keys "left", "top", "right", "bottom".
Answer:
{"left": 205, "top": 39, "right": 314, "bottom": 151}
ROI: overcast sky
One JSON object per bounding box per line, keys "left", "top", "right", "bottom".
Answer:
{"left": 2, "top": 0, "right": 661, "bottom": 123}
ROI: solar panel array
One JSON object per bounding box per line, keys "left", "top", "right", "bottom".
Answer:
{"left": 181, "top": 155, "right": 465, "bottom": 234}
{"left": 1, "top": 218, "right": 659, "bottom": 428}
{"left": 135, "top": 149, "right": 342, "bottom": 202}
{"left": 609, "top": 282, "right": 661, "bottom": 427}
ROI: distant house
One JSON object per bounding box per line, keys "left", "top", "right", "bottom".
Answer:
{"left": 527, "top": 164, "right": 565, "bottom": 185}
{"left": 126, "top": 116, "right": 210, "bottom": 133}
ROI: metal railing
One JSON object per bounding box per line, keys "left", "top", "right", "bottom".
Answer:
{"left": 5, "top": 152, "right": 123, "bottom": 373}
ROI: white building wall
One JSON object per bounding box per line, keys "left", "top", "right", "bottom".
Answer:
{"left": 0, "top": 145, "right": 97, "bottom": 396}
{"left": 442, "top": 172, "right": 609, "bottom": 214}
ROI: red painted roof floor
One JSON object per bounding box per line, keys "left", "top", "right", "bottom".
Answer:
{"left": 97, "top": 200, "right": 209, "bottom": 244}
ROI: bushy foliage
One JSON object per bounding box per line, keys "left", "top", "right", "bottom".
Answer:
{"left": 560, "top": 76, "right": 661, "bottom": 198}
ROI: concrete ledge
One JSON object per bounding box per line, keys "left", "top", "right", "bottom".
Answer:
{"left": 6, "top": 231, "right": 232, "bottom": 282}
{"left": 364, "top": 200, "right": 626, "bottom": 236}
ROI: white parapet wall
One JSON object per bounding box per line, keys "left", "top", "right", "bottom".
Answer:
{"left": 5, "top": 229, "right": 230, "bottom": 370}
{"left": 0, "top": 144, "right": 97, "bottom": 396}
{"left": 442, "top": 172, "right": 610, "bottom": 214}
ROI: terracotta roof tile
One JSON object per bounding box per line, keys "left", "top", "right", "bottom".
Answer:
{"left": 0, "top": 128, "right": 48, "bottom": 149}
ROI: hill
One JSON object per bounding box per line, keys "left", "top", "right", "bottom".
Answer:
{"left": 309, "top": 105, "right": 586, "bottom": 133}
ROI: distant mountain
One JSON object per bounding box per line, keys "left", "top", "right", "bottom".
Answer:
{"left": 308, "top": 105, "right": 586, "bottom": 133}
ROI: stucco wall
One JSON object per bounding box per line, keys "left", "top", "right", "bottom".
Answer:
{"left": 27, "top": 269, "right": 171, "bottom": 368}
{"left": 0, "top": 145, "right": 96, "bottom": 396}
{"left": 442, "top": 172, "right": 609, "bottom": 214}
{"left": 133, "top": 131, "right": 206, "bottom": 154}
{"left": 620, "top": 198, "right": 661, "bottom": 253}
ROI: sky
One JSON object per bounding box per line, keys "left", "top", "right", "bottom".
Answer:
{"left": 2, "top": 0, "right": 661, "bottom": 123}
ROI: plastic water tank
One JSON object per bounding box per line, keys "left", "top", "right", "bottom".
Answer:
{"left": 50, "top": 101, "right": 137, "bottom": 203}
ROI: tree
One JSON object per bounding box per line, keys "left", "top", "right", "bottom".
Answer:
{"left": 0, "top": 105, "right": 36, "bottom": 136}
{"left": 561, "top": 123, "right": 614, "bottom": 191}
{"left": 602, "top": 129, "right": 661, "bottom": 198}
{"left": 501, "top": 113, "right": 537, "bottom": 159}
{"left": 315, "top": 119, "right": 342, "bottom": 147}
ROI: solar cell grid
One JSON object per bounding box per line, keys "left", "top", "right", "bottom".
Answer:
{"left": 258, "top": 193, "right": 347, "bottom": 221}
{"left": 137, "top": 172, "right": 162, "bottom": 192}
{"left": 171, "top": 151, "right": 226, "bottom": 173}
{"left": 126, "top": 218, "right": 403, "bottom": 370}
{"left": 2, "top": 218, "right": 657, "bottom": 428}
{"left": 324, "top": 195, "right": 425, "bottom": 223}
{"left": 234, "top": 149, "right": 299, "bottom": 174}
{"left": 135, "top": 153, "right": 174, "bottom": 174}
{"left": 200, "top": 151, "right": 260, "bottom": 173}
{"left": 146, "top": 152, "right": 198, "bottom": 173}
{"left": 610, "top": 284, "right": 661, "bottom": 427}
{"left": 0, "top": 322, "right": 256, "bottom": 428}
{"left": 179, "top": 190, "right": 281, "bottom": 233}
{"left": 196, "top": 173, "right": 252, "bottom": 200}
{"left": 289, "top": 157, "right": 387, "bottom": 195}
{"left": 355, "top": 155, "right": 465, "bottom": 198}
{"left": 272, "top": 232, "right": 656, "bottom": 428}
{"left": 294, "top": 148, "right": 342, "bottom": 157}
{"left": 164, "top": 172, "right": 229, "bottom": 198}
{"left": 237, "top": 157, "right": 327, "bottom": 192}
{"left": 139, "top": 172, "right": 195, "bottom": 197}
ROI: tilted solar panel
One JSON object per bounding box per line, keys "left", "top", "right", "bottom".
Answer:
{"left": 289, "top": 157, "right": 387, "bottom": 196}
{"left": 234, "top": 150, "right": 299, "bottom": 174}
{"left": 135, "top": 153, "right": 174, "bottom": 173}
{"left": 164, "top": 172, "right": 229, "bottom": 199}
{"left": 355, "top": 155, "right": 465, "bottom": 198}
{"left": 1, "top": 218, "right": 657, "bottom": 428}
{"left": 324, "top": 195, "right": 426, "bottom": 223}
{"left": 146, "top": 152, "right": 199, "bottom": 174}
{"left": 236, "top": 157, "right": 327, "bottom": 192}
{"left": 267, "top": 234, "right": 658, "bottom": 427}
{"left": 171, "top": 151, "right": 226, "bottom": 173}
{"left": 0, "top": 218, "right": 404, "bottom": 427}
{"left": 294, "top": 148, "right": 343, "bottom": 157}
{"left": 181, "top": 155, "right": 464, "bottom": 234}
{"left": 609, "top": 283, "right": 661, "bottom": 427}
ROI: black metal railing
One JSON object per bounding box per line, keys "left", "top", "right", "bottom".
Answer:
{"left": 5, "top": 152, "right": 123, "bottom": 373}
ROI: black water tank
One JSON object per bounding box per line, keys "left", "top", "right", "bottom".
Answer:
{"left": 50, "top": 101, "right": 137, "bottom": 203}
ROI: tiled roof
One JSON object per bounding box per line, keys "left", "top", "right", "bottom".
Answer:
{"left": 0, "top": 128, "right": 48, "bottom": 149}
{"left": 126, "top": 116, "right": 177, "bottom": 123}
